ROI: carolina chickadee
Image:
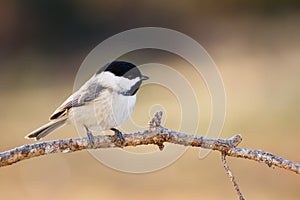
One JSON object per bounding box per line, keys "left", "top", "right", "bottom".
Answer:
{"left": 25, "top": 61, "right": 149, "bottom": 145}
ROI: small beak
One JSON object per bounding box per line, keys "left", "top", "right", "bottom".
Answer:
{"left": 141, "top": 75, "right": 149, "bottom": 80}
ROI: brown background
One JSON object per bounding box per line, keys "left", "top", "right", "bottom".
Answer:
{"left": 0, "top": 1, "right": 299, "bottom": 199}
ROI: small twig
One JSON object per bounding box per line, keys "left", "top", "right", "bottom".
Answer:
{"left": 222, "top": 153, "right": 245, "bottom": 200}
{"left": 148, "top": 111, "right": 163, "bottom": 128}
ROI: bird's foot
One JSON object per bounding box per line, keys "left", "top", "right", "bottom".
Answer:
{"left": 111, "top": 128, "right": 125, "bottom": 146}
{"left": 85, "top": 127, "right": 95, "bottom": 148}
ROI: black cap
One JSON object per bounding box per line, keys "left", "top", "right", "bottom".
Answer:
{"left": 97, "top": 61, "right": 142, "bottom": 80}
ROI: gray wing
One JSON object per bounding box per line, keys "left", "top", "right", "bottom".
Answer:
{"left": 50, "top": 76, "right": 106, "bottom": 120}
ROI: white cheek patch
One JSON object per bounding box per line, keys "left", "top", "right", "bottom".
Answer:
{"left": 96, "top": 72, "right": 119, "bottom": 89}
{"left": 118, "top": 76, "right": 140, "bottom": 91}
{"left": 96, "top": 71, "right": 140, "bottom": 92}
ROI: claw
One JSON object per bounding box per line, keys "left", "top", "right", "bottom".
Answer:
{"left": 85, "top": 126, "right": 95, "bottom": 148}
{"left": 111, "top": 128, "right": 125, "bottom": 145}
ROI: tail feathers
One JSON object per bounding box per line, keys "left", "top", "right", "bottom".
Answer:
{"left": 25, "top": 119, "right": 67, "bottom": 141}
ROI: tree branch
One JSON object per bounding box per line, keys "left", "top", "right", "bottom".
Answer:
{"left": 0, "top": 111, "right": 299, "bottom": 173}
{"left": 0, "top": 111, "right": 299, "bottom": 199}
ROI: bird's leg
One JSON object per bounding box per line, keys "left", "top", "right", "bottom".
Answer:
{"left": 84, "top": 126, "right": 95, "bottom": 148}
{"left": 111, "top": 128, "right": 125, "bottom": 145}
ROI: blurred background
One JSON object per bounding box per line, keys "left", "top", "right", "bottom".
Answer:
{"left": 0, "top": 1, "right": 300, "bottom": 199}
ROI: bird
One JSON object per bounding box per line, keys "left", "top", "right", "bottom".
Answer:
{"left": 25, "top": 61, "right": 149, "bottom": 146}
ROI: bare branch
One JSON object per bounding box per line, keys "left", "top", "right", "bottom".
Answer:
{"left": 0, "top": 112, "right": 299, "bottom": 174}
{"left": 1, "top": 111, "right": 299, "bottom": 199}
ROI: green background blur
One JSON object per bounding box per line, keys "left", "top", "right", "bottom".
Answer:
{"left": 0, "top": 1, "right": 299, "bottom": 200}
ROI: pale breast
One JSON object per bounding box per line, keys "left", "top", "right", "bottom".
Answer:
{"left": 68, "top": 92, "right": 136, "bottom": 133}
